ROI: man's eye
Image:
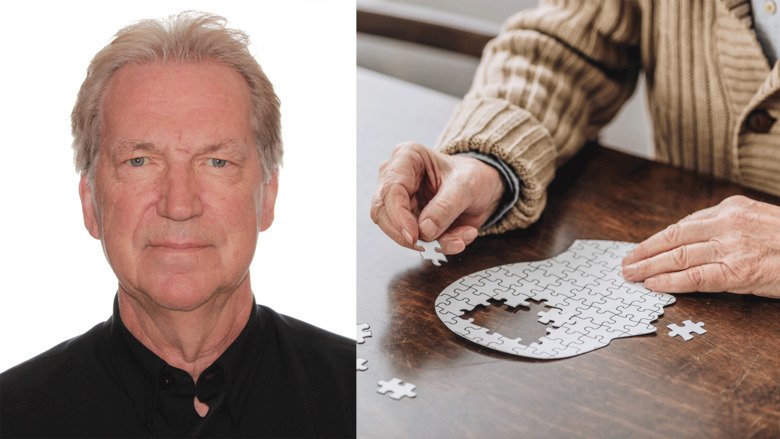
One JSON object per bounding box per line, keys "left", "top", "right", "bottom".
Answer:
{"left": 208, "top": 158, "right": 228, "bottom": 168}
{"left": 128, "top": 157, "right": 146, "bottom": 167}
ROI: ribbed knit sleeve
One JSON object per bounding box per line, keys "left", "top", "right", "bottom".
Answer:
{"left": 437, "top": 0, "right": 642, "bottom": 234}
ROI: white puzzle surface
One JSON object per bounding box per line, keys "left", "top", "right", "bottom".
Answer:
{"left": 435, "top": 240, "right": 676, "bottom": 359}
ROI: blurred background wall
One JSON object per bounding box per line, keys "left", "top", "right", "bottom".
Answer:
{"left": 357, "top": 0, "right": 654, "bottom": 159}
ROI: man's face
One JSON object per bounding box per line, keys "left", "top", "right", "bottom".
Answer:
{"left": 80, "top": 62, "right": 277, "bottom": 311}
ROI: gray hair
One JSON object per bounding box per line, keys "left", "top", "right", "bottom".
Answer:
{"left": 71, "top": 11, "right": 282, "bottom": 182}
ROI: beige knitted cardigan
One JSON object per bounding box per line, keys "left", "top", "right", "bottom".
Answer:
{"left": 438, "top": 0, "right": 780, "bottom": 234}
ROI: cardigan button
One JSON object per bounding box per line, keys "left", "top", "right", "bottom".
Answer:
{"left": 746, "top": 109, "right": 776, "bottom": 133}
{"left": 765, "top": 0, "right": 777, "bottom": 15}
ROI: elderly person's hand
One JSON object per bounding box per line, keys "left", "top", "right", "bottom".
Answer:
{"left": 621, "top": 195, "right": 780, "bottom": 298}
{"left": 370, "top": 142, "right": 505, "bottom": 255}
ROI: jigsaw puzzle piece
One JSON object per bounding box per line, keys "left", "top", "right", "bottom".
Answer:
{"left": 601, "top": 241, "right": 634, "bottom": 267}
{"left": 510, "top": 343, "right": 538, "bottom": 357}
{"left": 537, "top": 296, "right": 587, "bottom": 327}
{"left": 569, "top": 301, "right": 617, "bottom": 327}
{"left": 447, "top": 278, "right": 494, "bottom": 307}
{"left": 466, "top": 326, "right": 507, "bottom": 349}
{"left": 604, "top": 283, "right": 646, "bottom": 307}
{"left": 377, "top": 378, "right": 417, "bottom": 400}
{"left": 450, "top": 276, "right": 494, "bottom": 297}
{"left": 583, "top": 322, "right": 628, "bottom": 341}
{"left": 569, "top": 260, "right": 614, "bottom": 283}
{"left": 537, "top": 307, "right": 576, "bottom": 327}
{"left": 606, "top": 312, "right": 656, "bottom": 336}
{"left": 524, "top": 278, "right": 577, "bottom": 307}
{"left": 667, "top": 320, "right": 706, "bottom": 341}
{"left": 446, "top": 316, "right": 481, "bottom": 338}
{"left": 626, "top": 290, "right": 676, "bottom": 313}
{"left": 501, "top": 292, "right": 535, "bottom": 309}
{"left": 520, "top": 264, "right": 565, "bottom": 287}
{"left": 550, "top": 246, "right": 594, "bottom": 270}
{"left": 451, "top": 274, "right": 486, "bottom": 295}
{"left": 554, "top": 315, "right": 602, "bottom": 338}
{"left": 416, "top": 239, "right": 447, "bottom": 266}
{"left": 529, "top": 335, "right": 580, "bottom": 358}
{"left": 471, "top": 277, "right": 513, "bottom": 299}
{"left": 436, "top": 296, "right": 473, "bottom": 318}
{"left": 566, "top": 334, "right": 607, "bottom": 354}
{"left": 598, "top": 265, "right": 629, "bottom": 289}
{"left": 480, "top": 266, "right": 537, "bottom": 307}
{"left": 613, "top": 303, "right": 646, "bottom": 325}
{"left": 356, "top": 323, "right": 372, "bottom": 344}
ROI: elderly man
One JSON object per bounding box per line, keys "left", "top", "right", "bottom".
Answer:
{"left": 0, "top": 12, "right": 354, "bottom": 438}
{"left": 371, "top": 0, "right": 780, "bottom": 298}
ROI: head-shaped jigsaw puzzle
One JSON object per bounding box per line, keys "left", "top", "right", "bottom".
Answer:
{"left": 435, "top": 240, "right": 676, "bottom": 359}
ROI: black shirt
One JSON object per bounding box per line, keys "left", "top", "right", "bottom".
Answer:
{"left": 0, "top": 297, "right": 355, "bottom": 438}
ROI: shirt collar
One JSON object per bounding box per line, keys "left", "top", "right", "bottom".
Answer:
{"left": 100, "top": 294, "right": 268, "bottom": 430}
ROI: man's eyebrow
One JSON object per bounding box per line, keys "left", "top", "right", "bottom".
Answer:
{"left": 111, "top": 139, "right": 250, "bottom": 155}
{"left": 200, "top": 140, "right": 252, "bottom": 159}
{"left": 111, "top": 140, "right": 159, "bottom": 157}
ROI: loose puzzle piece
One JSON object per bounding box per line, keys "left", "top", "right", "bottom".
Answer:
{"left": 377, "top": 378, "right": 417, "bottom": 400}
{"left": 435, "top": 240, "right": 676, "bottom": 359}
{"left": 356, "top": 358, "right": 368, "bottom": 371}
{"left": 357, "top": 323, "right": 372, "bottom": 344}
{"left": 667, "top": 320, "right": 706, "bottom": 341}
{"left": 417, "top": 239, "right": 447, "bottom": 266}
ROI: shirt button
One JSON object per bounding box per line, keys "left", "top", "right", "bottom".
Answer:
{"left": 765, "top": 0, "right": 777, "bottom": 15}
{"left": 159, "top": 372, "right": 175, "bottom": 388}
{"left": 746, "top": 109, "right": 776, "bottom": 133}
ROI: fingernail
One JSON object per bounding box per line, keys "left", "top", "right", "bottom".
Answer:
{"left": 420, "top": 218, "right": 438, "bottom": 238}
{"left": 451, "top": 240, "right": 466, "bottom": 254}
{"left": 402, "top": 229, "right": 413, "bottom": 246}
{"left": 622, "top": 264, "right": 636, "bottom": 280}
{"left": 463, "top": 228, "right": 478, "bottom": 241}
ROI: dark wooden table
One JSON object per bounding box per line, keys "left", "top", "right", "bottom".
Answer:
{"left": 357, "top": 68, "right": 780, "bottom": 438}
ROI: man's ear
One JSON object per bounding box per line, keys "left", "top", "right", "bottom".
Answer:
{"left": 259, "top": 172, "right": 278, "bottom": 232}
{"left": 79, "top": 174, "right": 101, "bottom": 240}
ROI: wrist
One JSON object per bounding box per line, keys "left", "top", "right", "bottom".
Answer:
{"left": 454, "top": 152, "right": 518, "bottom": 230}
{"left": 480, "top": 161, "right": 506, "bottom": 211}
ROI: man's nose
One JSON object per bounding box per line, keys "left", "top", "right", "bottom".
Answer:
{"left": 157, "top": 166, "right": 203, "bottom": 221}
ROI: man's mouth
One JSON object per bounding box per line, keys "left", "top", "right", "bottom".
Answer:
{"left": 148, "top": 241, "right": 211, "bottom": 250}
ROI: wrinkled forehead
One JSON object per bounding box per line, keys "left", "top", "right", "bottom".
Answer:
{"left": 99, "top": 61, "right": 255, "bottom": 152}
{"left": 102, "top": 61, "right": 252, "bottom": 120}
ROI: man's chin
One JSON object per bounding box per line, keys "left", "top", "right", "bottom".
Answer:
{"left": 128, "top": 279, "right": 223, "bottom": 312}
{"left": 149, "top": 291, "right": 216, "bottom": 312}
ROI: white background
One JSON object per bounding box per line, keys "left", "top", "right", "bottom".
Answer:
{"left": 0, "top": 0, "right": 355, "bottom": 372}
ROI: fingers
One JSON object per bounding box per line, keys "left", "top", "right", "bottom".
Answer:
{"left": 643, "top": 263, "right": 733, "bottom": 293}
{"left": 622, "top": 195, "right": 780, "bottom": 295}
{"left": 417, "top": 181, "right": 469, "bottom": 241}
{"left": 372, "top": 142, "right": 498, "bottom": 254}
{"left": 622, "top": 219, "right": 718, "bottom": 266}
{"left": 678, "top": 205, "right": 719, "bottom": 224}
{"left": 622, "top": 241, "right": 720, "bottom": 282}
{"left": 383, "top": 183, "right": 419, "bottom": 244}
{"left": 371, "top": 143, "right": 431, "bottom": 248}
{"left": 434, "top": 225, "right": 479, "bottom": 255}
{"left": 680, "top": 196, "right": 780, "bottom": 223}
{"left": 370, "top": 184, "right": 419, "bottom": 248}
